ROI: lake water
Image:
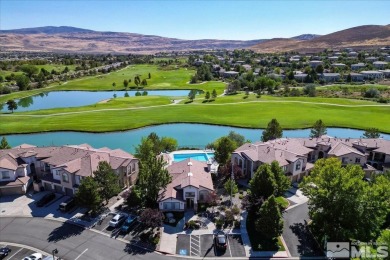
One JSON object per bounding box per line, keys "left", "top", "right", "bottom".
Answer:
{"left": 0, "top": 90, "right": 191, "bottom": 112}
{"left": 4, "top": 123, "right": 390, "bottom": 153}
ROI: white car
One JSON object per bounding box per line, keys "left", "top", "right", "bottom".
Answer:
{"left": 23, "top": 252, "right": 43, "bottom": 260}
{"left": 109, "top": 213, "right": 126, "bottom": 227}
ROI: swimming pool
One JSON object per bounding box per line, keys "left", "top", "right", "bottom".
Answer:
{"left": 173, "top": 152, "right": 215, "bottom": 162}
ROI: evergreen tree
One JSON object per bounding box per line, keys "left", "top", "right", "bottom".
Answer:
{"left": 93, "top": 161, "right": 121, "bottom": 204}
{"left": 123, "top": 79, "right": 129, "bottom": 89}
{"left": 310, "top": 119, "right": 327, "bottom": 138}
{"left": 255, "top": 195, "right": 283, "bottom": 240}
{"left": 261, "top": 119, "right": 283, "bottom": 142}
{"left": 75, "top": 177, "right": 102, "bottom": 213}
{"left": 224, "top": 178, "right": 238, "bottom": 195}
{"left": 188, "top": 90, "right": 196, "bottom": 101}
{"left": 270, "top": 161, "right": 290, "bottom": 196}
{"left": 205, "top": 91, "right": 210, "bottom": 101}
{"left": 249, "top": 164, "right": 277, "bottom": 199}
{"left": 363, "top": 128, "right": 380, "bottom": 138}
{"left": 212, "top": 89, "right": 217, "bottom": 99}
{"left": 6, "top": 100, "right": 17, "bottom": 113}
{"left": 0, "top": 137, "right": 11, "bottom": 149}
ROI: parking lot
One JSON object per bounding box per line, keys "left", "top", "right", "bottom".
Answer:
{"left": 0, "top": 243, "right": 48, "bottom": 260}
{"left": 176, "top": 234, "right": 246, "bottom": 257}
{"left": 91, "top": 212, "right": 153, "bottom": 250}
{"left": 0, "top": 191, "right": 86, "bottom": 220}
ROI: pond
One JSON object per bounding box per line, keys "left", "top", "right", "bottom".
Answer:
{"left": 4, "top": 123, "right": 390, "bottom": 153}
{"left": 0, "top": 90, "right": 192, "bottom": 112}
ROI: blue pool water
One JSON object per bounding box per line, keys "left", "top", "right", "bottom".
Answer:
{"left": 173, "top": 152, "right": 215, "bottom": 162}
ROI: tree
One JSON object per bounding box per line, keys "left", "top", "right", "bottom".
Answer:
{"left": 315, "top": 64, "right": 324, "bottom": 74}
{"left": 6, "top": 100, "right": 17, "bottom": 113}
{"left": 135, "top": 137, "right": 155, "bottom": 161}
{"left": 75, "top": 176, "right": 102, "bottom": 213}
{"left": 224, "top": 178, "right": 238, "bottom": 195}
{"left": 212, "top": 89, "right": 217, "bottom": 100}
{"left": 141, "top": 79, "right": 147, "bottom": 87}
{"left": 124, "top": 187, "right": 142, "bottom": 208}
{"left": 160, "top": 137, "right": 178, "bottom": 152}
{"left": 227, "top": 131, "right": 246, "bottom": 147}
{"left": 134, "top": 76, "right": 140, "bottom": 87}
{"left": 214, "top": 136, "right": 236, "bottom": 165}
{"left": 139, "top": 208, "right": 164, "bottom": 228}
{"left": 112, "top": 82, "right": 116, "bottom": 88}
{"left": 124, "top": 92, "right": 129, "bottom": 97}
{"left": 15, "top": 75, "right": 30, "bottom": 90}
{"left": 188, "top": 89, "right": 196, "bottom": 101}
{"left": 270, "top": 161, "right": 290, "bottom": 196}
{"left": 261, "top": 119, "right": 283, "bottom": 142}
{"left": 0, "top": 137, "right": 11, "bottom": 149}
{"left": 310, "top": 119, "right": 327, "bottom": 138}
{"left": 20, "top": 64, "right": 38, "bottom": 78}
{"left": 363, "top": 128, "right": 380, "bottom": 138}
{"left": 148, "top": 72, "right": 151, "bottom": 79}
{"left": 249, "top": 164, "right": 277, "bottom": 200}
{"left": 123, "top": 79, "right": 129, "bottom": 89}
{"left": 303, "top": 84, "right": 316, "bottom": 97}
{"left": 205, "top": 91, "right": 210, "bottom": 101}
{"left": 255, "top": 195, "right": 283, "bottom": 240}
{"left": 301, "top": 158, "right": 390, "bottom": 242}
{"left": 93, "top": 161, "right": 121, "bottom": 204}
{"left": 137, "top": 155, "right": 172, "bottom": 207}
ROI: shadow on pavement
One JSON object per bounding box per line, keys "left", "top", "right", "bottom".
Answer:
{"left": 47, "top": 221, "right": 84, "bottom": 242}
{"left": 290, "top": 223, "right": 323, "bottom": 257}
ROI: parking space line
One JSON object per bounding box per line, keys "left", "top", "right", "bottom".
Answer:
{"left": 227, "top": 235, "right": 233, "bottom": 257}
{"left": 7, "top": 248, "right": 23, "bottom": 259}
{"left": 74, "top": 248, "right": 88, "bottom": 260}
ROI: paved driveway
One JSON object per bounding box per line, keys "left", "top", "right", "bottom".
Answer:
{"left": 282, "top": 202, "right": 324, "bottom": 258}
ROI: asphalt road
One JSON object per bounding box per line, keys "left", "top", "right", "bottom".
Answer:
{"left": 282, "top": 202, "right": 324, "bottom": 258}
{"left": 0, "top": 217, "right": 169, "bottom": 260}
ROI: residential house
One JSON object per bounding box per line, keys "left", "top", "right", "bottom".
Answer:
{"left": 231, "top": 137, "right": 390, "bottom": 183}
{"left": 349, "top": 72, "right": 365, "bottom": 82}
{"left": 328, "top": 56, "right": 339, "bottom": 61}
{"left": 0, "top": 144, "right": 139, "bottom": 196}
{"left": 309, "top": 60, "right": 323, "bottom": 68}
{"left": 332, "top": 63, "right": 346, "bottom": 68}
{"left": 360, "top": 70, "right": 384, "bottom": 80}
{"left": 366, "top": 57, "right": 378, "bottom": 63}
{"left": 294, "top": 73, "right": 308, "bottom": 82}
{"left": 348, "top": 51, "right": 358, "bottom": 57}
{"left": 159, "top": 159, "right": 214, "bottom": 211}
{"left": 351, "top": 63, "right": 366, "bottom": 71}
{"left": 386, "top": 56, "right": 390, "bottom": 62}
{"left": 221, "top": 71, "right": 239, "bottom": 78}
{"left": 318, "top": 73, "right": 340, "bottom": 82}
{"left": 373, "top": 61, "right": 388, "bottom": 69}
{"left": 379, "top": 69, "right": 390, "bottom": 78}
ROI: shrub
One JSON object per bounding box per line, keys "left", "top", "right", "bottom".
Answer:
{"left": 239, "top": 194, "right": 244, "bottom": 199}
{"left": 364, "top": 88, "right": 380, "bottom": 98}
{"left": 219, "top": 205, "right": 226, "bottom": 211}
{"left": 232, "top": 205, "right": 240, "bottom": 215}
{"left": 215, "top": 218, "right": 224, "bottom": 229}
{"left": 224, "top": 210, "right": 235, "bottom": 224}
{"left": 234, "top": 221, "right": 241, "bottom": 229}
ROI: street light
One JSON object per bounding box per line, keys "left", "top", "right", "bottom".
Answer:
{"left": 52, "top": 248, "right": 58, "bottom": 260}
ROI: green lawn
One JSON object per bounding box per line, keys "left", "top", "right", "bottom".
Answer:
{"left": 1, "top": 99, "right": 389, "bottom": 134}
{"left": 35, "top": 64, "right": 76, "bottom": 72}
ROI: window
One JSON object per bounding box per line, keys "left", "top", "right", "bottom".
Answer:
{"left": 62, "top": 173, "right": 69, "bottom": 183}
{"left": 163, "top": 202, "right": 180, "bottom": 210}
{"left": 295, "top": 161, "right": 301, "bottom": 171}
{"left": 355, "top": 158, "right": 361, "bottom": 163}
{"left": 1, "top": 171, "right": 10, "bottom": 179}
{"left": 342, "top": 157, "right": 347, "bottom": 163}
{"left": 185, "top": 192, "right": 195, "bottom": 198}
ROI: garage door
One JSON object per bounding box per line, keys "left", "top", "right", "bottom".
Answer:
{"left": 54, "top": 185, "right": 63, "bottom": 194}
{"left": 64, "top": 187, "right": 73, "bottom": 196}
{"left": 44, "top": 182, "right": 53, "bottom": 191}
{"left": 0, "top": 186, "right": 23, "bottom": 196}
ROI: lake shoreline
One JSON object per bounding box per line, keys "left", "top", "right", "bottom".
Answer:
{"left": 3, "top": 122, "right": 390, "bottom": 136}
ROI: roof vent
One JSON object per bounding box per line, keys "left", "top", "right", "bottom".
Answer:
{"left": 187, "top": 172, "right": 193, "bottom": 177}
{"left": 187, "top": 161, "right": 193, "bottom": 166}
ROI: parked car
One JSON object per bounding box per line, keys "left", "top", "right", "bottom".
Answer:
{"left": 36, "top": 192, "right": 56, "bottom": 207}
{"left": 0, "top": 247, "right": 11, "bottom": 258}
{"left": 59, "top": 197, "right": 75, "bottom": 212}
{"left": 120, "top": 215, "right": 137, "bottom": 233}
{"left": 214, "top": 231, "right": 227, "bottom": 251}
{"left": 109, "top": 213, "right": 126, "bottom": 228}
{"left": 23, "top": 252, "right": 43, "bottom": 260}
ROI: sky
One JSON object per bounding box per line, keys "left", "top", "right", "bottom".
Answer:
{"left": 1, "top": 0, "right": 389, "bottom": 40}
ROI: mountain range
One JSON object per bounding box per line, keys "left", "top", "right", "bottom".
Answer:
{"left": 0, "top": 25, "right": 389, "bottom": 54}
{"left": 250, "top": 25, "right": 390, "bottom": 53}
